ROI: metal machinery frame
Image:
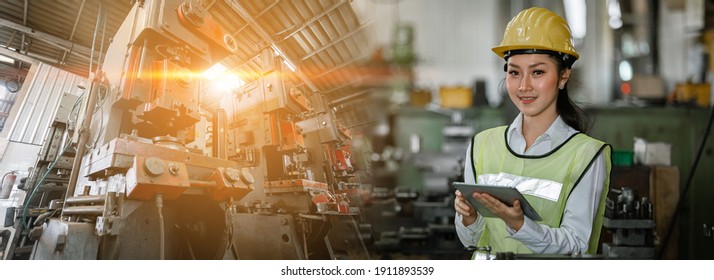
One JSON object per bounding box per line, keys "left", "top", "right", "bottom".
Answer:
{"left": 2, "top": 92, "right": 78, "bottom": 259}
{"left": 8, "top": 0, "right": 368, "bottom": 260}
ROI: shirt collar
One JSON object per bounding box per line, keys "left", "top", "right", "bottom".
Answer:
{"left": 507, "top": 113, "right": 575, "bottom": 147}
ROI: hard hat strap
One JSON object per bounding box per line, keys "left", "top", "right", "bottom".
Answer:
{"left": 503, "top": 49, "right": 576, "bottom": 68}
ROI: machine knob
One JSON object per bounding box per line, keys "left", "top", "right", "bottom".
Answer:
{"left": 224, "top": 168, "right": 241, "bottom": 182}
{"left": 239, "top": 168, "right": 254, "bottom": 185}
{"left": 144, "top": 157, "right": 166, "bottom": 176}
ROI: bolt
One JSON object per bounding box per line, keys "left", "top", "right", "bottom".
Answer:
{"left": 168, "top": 163, "right": 181, "bottom": 175}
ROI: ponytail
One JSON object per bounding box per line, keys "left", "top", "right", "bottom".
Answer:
{"left": 549, "top": 54, "right": 588, "bottom": 133}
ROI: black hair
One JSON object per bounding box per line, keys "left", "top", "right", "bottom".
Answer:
{"left": 547, "top": 53, "right": 588, "bottom": 133}
{"left": 501, "top": 51, "right": 588, "bottom": 133}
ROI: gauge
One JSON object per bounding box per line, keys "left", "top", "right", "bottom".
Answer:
{"left": 5, "top": 78, "right": 19, "bottom": 93}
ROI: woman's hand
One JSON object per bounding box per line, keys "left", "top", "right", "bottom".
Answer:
{"left": 473, "top": 192, "right": 525, "bottom": 231}
{"left": 454, "top": 190, "right": 478, "bottom": 226}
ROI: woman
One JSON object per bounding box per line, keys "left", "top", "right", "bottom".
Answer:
{"left": 454, "top": 7, "right": 611, "bottom": 258}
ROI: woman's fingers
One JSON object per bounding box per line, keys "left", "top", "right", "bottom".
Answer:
{"left": 454, "top": 190, "right": 474, "bottom": 216}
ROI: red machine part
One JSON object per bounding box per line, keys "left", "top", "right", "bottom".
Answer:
{"left": 268, "top": 113, "right": 305, "bottom": 151}
{"left": 327, "top": 144, "right": 354, "bottom": 172}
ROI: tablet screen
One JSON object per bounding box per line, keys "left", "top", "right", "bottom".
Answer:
{"left": 454, "top": 182, "right": 542, "bottom": 221}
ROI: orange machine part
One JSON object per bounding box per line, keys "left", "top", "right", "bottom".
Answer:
{"left": 268, "top": 113, "right": 305, "bottom": 151}
{"left": 177, "top": 2, "right": 233, "bottom": 52}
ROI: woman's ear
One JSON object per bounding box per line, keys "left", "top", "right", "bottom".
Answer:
{"left": 560, "top": 68, "right": 571, "bottom": 84}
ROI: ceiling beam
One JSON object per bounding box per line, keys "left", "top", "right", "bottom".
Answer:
{"left": 280, "top": 0, "right": 348, "bottom": 41}
{"left": 0, "top": 18, "right": 98, "bottom": 63}
{"left": 300, "top": 20, "right": 372, "bottom": 62}
{"left": 230, "top": 0, "right": 280, "bottom": 38}
{"left": 0, "top": 47, "right": 38, "bottom": 64}
{"left": 226, "top": 0, "right": 318, "bottom": 92}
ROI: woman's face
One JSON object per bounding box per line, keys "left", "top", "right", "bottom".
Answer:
{"left": 505, "top": 54, "right": 569, "bottom": 120}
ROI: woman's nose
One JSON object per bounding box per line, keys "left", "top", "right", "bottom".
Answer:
{"left": 518, "top": 76, "right": 532, "bottom": 92}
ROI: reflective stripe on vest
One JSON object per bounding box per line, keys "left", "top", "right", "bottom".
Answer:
{"left": 470, "top": 126, "right": 611, "bottom": 255}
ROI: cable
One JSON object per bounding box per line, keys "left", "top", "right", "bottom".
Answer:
{"left": 155, "top": 193, "right": 165, "bottom": 260}
{"left": 21, "top": 91, "right": 87, "bottom": 228}
{"left": 658, "top": 103, "right": 714, "bottom": 259}
{"left": 87, "top": 84, "right": 108, "bottom": 149}
{"left": 22, "top": 139, "right": 73, "bottom": 228}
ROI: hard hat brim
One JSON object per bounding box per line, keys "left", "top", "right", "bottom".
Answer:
{"left": 492, "top": 45, "right": 579, "bottom": 61}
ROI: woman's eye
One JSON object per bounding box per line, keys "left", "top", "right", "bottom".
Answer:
{"left": 508, "top": 70, "right": 519, "bottom": 76}
{"left": 532, "top": 70, "right": 545, "bottom": 76}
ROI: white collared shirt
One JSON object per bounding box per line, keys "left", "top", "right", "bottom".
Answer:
{"left": 455, "top": 113, "right": 607, "bottom": 255}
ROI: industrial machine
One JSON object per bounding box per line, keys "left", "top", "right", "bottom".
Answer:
{"left": 6, "top": 0, "right": 368, "bottom": 260}
{"left": 602, "top": 187, "right": 656, "bottom": 259}
{"left": 363, "top": 107, "right": 473, "bottom": 259}
{"left": 1, "top": 92, "right": 78, "bottom": 260}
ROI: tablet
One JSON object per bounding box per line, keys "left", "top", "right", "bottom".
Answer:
{"left": 453, "top": 182, "right": 542, "bottom": 221}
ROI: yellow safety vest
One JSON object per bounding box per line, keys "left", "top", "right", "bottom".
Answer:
{"left": 470, "top": 126, "right": 611, "bottom": 255}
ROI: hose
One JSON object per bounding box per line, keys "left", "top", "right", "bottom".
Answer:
{"left": 21, "top": 91, "right": 85, "bottom": 228}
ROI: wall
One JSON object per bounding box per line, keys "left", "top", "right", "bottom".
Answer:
{"left": 368, "top": 0, "right": 617, "bottom": 107}
{"left": 371, "top": 0, "right": 503, "bottom": 106}
{"left": 0, "top": 141, "right": 40, "bottom": 226}
{"left": 0, "top": 62, "right": 83, "bottom": 228}
{"left": 1, "top": 62, "right": 85, "bottom": 145}
{"left": 589, "top": 107, "right": 714, "bottom": 259}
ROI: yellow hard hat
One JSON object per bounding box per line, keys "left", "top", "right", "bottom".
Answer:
{"left": 492, "top": 7, "right": 579, "bottom": 63}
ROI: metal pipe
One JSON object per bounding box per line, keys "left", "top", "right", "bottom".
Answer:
{"left": 68, "top": 0, "right": 87, "bottom": 41}
{"left": 65, "top": 194, "right": 107, "bottom": 205}
{"left": 97, "top": 1, "right": 108, "bottom": 71}
{"left": 20, "top": 0, "right": 28, "bottom": 54}
{"left": 63, "top": 205, "right": 104, "bottom": 216}
{"left": 217, "top": 109, "right": 227, "bottom": 159}
{"left": 188, "top": 180, "right": 218, "bottom": 188}
{"left": 0, "top": 18, "right": 96, "bottom": 62}
{"left": 61, "top": 0, "right": 87, "bottom": 65}
{"left": 89, "top": 0, "right": 103, "bottom": 75}
{"left": 190, "top": 180, "right": 217, "bottom": 188}
{"left": 62, "top": 73, "right": 102, "bottom": 216}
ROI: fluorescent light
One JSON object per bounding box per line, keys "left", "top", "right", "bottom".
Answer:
{"left": 0, "top": 54, "right": 15, "bottom": 64}
{"left": 283, "top": 60, "right": 296, "bottom": 72}
{"left": 608, "top": 0, "right": 623, "bottom": 29}
{"left": 202, "top": 63, "right": 227, "bottom": 80}
{"left": 564, "top": 0, "right": 587, "bottom": 39}
{"left": 619, "top": 60, "right": 633, "bottom": 82}
{"left": 272, "top": 45, "right": 297, "bottom": 72}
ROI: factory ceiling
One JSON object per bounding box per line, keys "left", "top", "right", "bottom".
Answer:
{"left": 0, "top": 0, "right": 379, "bottom": 102}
